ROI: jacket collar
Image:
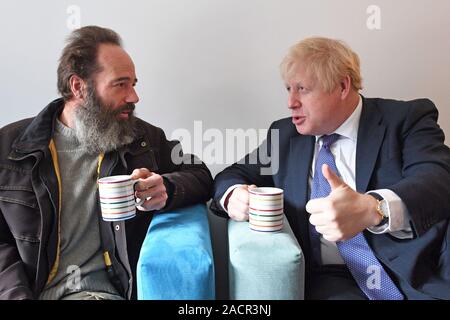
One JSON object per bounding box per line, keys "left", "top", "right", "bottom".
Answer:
{"left": 355, "top": 96, "right": 386, "bottom": 192}
{"left": 10, "top": 98, "right": 64, "bottom": 156}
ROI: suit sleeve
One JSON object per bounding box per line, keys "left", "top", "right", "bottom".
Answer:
{"left": 210, "top": 123, "right": 277, "bottom": 218}
{"left": 157, "top": 129, "right": 213, "bottom": 212}
{"left": 0, "top": 211, "right": 34, "bottom": 300}
{"left": 387, "top": 99, "right": 450, "bottom": 236}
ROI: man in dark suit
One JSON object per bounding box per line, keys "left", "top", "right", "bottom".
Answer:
{"left": 211, "top": 37, "right": 450, "bottom": 300}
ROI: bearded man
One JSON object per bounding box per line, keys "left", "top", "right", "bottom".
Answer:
{"left": 0, "top": 26, "right": 212, "bottom": 300}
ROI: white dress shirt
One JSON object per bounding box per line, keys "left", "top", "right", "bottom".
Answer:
{"left": 221, "top": 95, "right": 413, "bottom": 265}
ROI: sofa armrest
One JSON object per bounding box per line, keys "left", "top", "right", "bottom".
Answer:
{"left": 228, "top": 216, "right": 304, "bottom": 300}
{"left": 137, "top": 203, "right": 215, "bottom": 300}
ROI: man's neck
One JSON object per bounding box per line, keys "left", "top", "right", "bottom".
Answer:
{"left": 342, "top": 91, "right": 360, "bottom": 121}
{"left": 324, "top": 91, "right": 360, "bottom": 135}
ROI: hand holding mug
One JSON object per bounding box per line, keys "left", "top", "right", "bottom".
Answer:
{"left": 225, "top": 184, "right": 257, "bottom": 221}
{"left": 131, "top": 168, "right": 168, "bottom": 212}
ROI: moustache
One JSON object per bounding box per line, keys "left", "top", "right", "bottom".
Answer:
{"left": 112, "top": 103, "right": 136, "bottom": 115}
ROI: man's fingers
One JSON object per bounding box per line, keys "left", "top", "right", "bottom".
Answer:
{"left": 234, "top": 193, "right": 250, "bottom": 206}
{"left": 228, "top": 201, "right": 249, "bottom": 221}
{"left": 322, "top": 164, "right": 345, "bottom": 191}
{"left": 136, "top": 173, "right": 163, "bottom": 190}
{"left": 305, "top": 198, "right": 327, "bottom": 214}
{"left": 229, "top": 195, "right": 249, "bottom": 213}
{"left": 309, "top": 212, "right": 329, "bottom": 227}
{"left": 313, "top": 222, "right": 340, "bottom": 239}
{"left": 137, "top": 192, "right": 168, "bottom": 211}
{"left": 228, "top": 210, "right": 248, "bottom": 222}
{"left": 136, "top": 183, "right": 165, "bottom": 199}
{"left": 233, "top": 186, "right": 251, "bottom": 203}
{"left": 145, "top": 192, "right": 168, "bottom": 206}
{"left": 131, "top": 168, "right": 152, "bottom": 180}
{"left": 227, "top": 184, "right": 258, "bottom": 222}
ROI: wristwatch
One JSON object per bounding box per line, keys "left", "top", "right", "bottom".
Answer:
{"left": 368, "top": 192, "right": 389, "bottom": 226}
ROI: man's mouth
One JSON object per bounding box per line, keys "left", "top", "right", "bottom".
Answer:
{"left": 115, "top": 104, "right": 135, "bottom": 120}
{"left": 118, "top": 109, "right": 132, "bottom": 119}
{"left": 292, "top": 116, "right": 305, "bottom": 125}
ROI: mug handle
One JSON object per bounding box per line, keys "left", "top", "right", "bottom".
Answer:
{"left": 132, "top": 179, "right": 147, "bottom": 207}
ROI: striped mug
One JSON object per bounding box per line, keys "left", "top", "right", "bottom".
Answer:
{"left": 248, "top": 187, "right": 284, "bottom": 232}
{"left": 98, "top": 175, "right": 145, "bottom": 221}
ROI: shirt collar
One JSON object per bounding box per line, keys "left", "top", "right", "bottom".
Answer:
{"left": 315, "top": 95, "right": 362, "bottom": 143}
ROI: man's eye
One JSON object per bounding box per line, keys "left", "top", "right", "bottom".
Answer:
{"left": 286, "top": 86, "right": 291, "bottom": 92}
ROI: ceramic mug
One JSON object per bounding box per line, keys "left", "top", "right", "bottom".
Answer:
{"left": 98, "top": 175, "right": 145, "bottom": 221}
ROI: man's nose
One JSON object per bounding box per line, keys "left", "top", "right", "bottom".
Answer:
{"left": 288, "top": 91, "right": 300, "bottom": 109}
{"left": 126, "top": 87, "right": 139, "bottom": 104}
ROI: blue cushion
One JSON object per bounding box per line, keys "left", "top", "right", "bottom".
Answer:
{"left": 228, "top": 216, "right": 305, "bottom": 299}
{"left": 137, "top": 203, "right": 215, "bottom": 300}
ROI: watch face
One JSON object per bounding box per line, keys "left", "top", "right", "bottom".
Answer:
{"left": 380, "top": 200, "right": 389, "bottom": 218}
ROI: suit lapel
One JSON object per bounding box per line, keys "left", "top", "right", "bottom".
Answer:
{"left": 356, "top": 97, "right": 386, "bottom": 192}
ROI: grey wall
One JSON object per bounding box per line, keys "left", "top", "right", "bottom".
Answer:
{"left": 1, "top": 0, "right": 449, "bottom": 299}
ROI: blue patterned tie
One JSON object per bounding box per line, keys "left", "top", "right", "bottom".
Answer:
{"left": 309, "top": 134, "right": 403, "bottom": 300}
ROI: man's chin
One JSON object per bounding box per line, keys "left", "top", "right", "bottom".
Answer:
{"left": 295, "top": 124, "right": 309, "bottom": 135}
{"left": 295, "top": 124, "right": 321, "bottom": 136}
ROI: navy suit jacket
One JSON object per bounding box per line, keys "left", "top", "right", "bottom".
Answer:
{"left": 211, "top": 96, "right": 450, "bottom": 299}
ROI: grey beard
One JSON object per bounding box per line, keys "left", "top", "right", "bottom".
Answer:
{"left": 73, "top": 91, "right": 137, "bottom": 155}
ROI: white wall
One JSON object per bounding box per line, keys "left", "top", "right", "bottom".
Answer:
{"left": 1, "top": 0, "right": 449, "bottom": 176}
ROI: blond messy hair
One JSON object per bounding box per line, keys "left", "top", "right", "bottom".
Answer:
{"left": 280, "top": 37, "right": 362, "bottom": 93}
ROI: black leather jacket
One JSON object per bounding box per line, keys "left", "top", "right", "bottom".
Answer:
{"left": 0, "top": 98, "right": 213, "bottom": 299}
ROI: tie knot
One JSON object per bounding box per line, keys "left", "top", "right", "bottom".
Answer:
{"left": 321, "top": 134, "right": 340, "bottom": 148}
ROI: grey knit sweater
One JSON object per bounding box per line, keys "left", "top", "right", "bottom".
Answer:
{"left": 39, "top": 119, "right": 121, "bottom": 300}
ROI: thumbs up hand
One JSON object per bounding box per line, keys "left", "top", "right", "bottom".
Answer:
{"left": 322, "top": 163, "right": 346, "bottom": 190}
{"left": 306, "top": 164, "right": 382, "bottom": 242}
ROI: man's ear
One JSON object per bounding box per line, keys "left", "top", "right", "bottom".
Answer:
{"left": 339, "top": 75, "right": 352, "bottom": 99}
{"left": 69, "top": 74, "right": 87, "bottom": 99}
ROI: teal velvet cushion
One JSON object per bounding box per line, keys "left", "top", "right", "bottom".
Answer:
{"left": 228, "top": 216, "right": 304, "bottom": 299}
{"left": 137, "top": 203, "right": 215, "bottom": 300}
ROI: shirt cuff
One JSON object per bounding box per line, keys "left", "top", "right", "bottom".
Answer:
{"left": 219, "top": 184, "right": 244, "bottom": 213}
{"left": 366, "top": 189, "right": 413, "bottom": 239}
